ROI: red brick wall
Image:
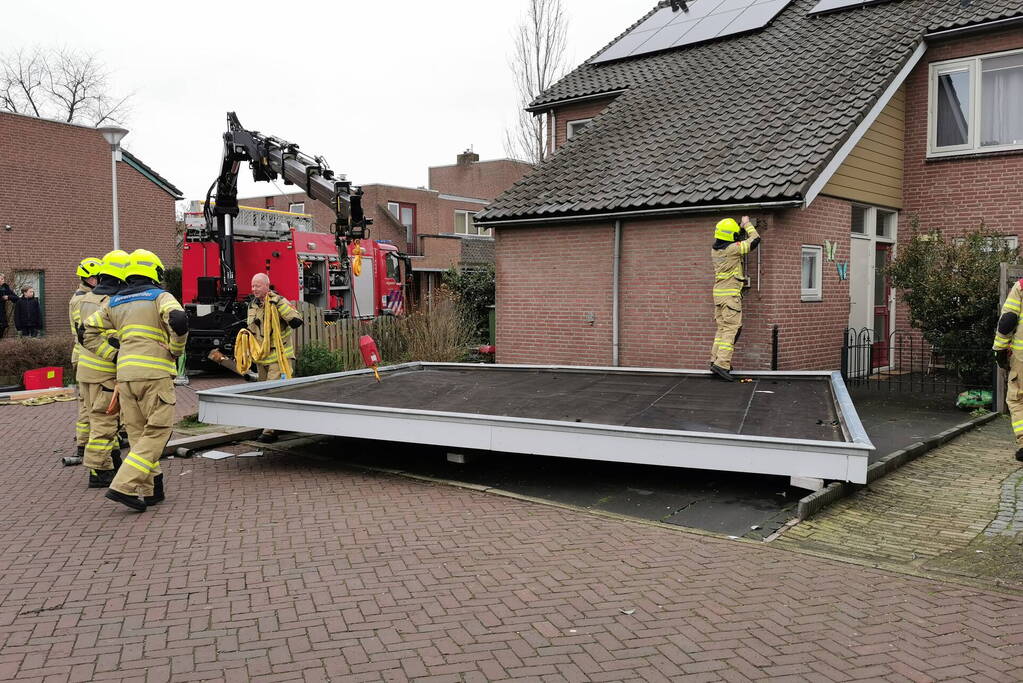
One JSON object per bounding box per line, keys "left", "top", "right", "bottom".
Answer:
{"left": 495, "top": 199, "right": 853, "bottom": 371}
{"left": 429, "top": 159, "right": 533, "bottom": 201}
{"left": 903, "top": 27, "right": 1023, "bottom": 236}
{"left": 549, "top": 97, "right": 618, "bottom": 151}
{"left": 0, "top": 112, "right": 178, "bottom": 335}
{"left": 416, "top": 236, "right": 462, "bottom": 271}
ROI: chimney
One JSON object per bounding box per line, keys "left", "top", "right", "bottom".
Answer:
{"left": 457, "top": 149, "right": 479, "bottom": 166}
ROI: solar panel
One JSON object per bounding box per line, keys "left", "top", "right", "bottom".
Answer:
{"left": 808, "top": 0, "right": 899, "bottom": 14}
{"left": 592, "top": 0, "right": 794, "bottom": 65}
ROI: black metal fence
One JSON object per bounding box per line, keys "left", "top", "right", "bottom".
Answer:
{"left": 841, "top": 328, "right": 994, "bottom": 396}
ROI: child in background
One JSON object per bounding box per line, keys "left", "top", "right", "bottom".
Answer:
{"left": 14, "top": 286, "right": 42, "bottom": 337}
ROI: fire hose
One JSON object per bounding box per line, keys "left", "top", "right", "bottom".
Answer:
{"left": 233, "top": 299, "right": 293, "bottom": 379}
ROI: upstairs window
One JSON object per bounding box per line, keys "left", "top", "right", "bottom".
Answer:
{"left": 566, "top": 119, "right": 592, "bottom": 139}
{"left": 930, "top": 49, "right": 1023, "bottom": 156}
{"left": 455, "top": 210, "right": 490, "bottom": 237}
{"left": 801, "top": 246, "right": 823, "bottom": 303}
{"left": 289, "top": 202, "right": 305, "bottom": 214}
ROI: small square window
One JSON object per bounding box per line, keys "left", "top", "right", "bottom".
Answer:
{"left": 289, "top": 202, "right": 305, "bottom": 214}
{"left": 567, "top": 119, "right": 592, "bottom": 139}
{"left": 801, "top": 246, "right": 823, "bottom": 302}
{"left": 851, "top": 205, "right": 867, "bottom": 234}
{"left": 875, "top": 209, "right": 895, "bottom": 238}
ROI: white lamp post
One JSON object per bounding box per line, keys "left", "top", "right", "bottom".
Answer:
{"left": 98, "top": 126, "right": 129, "bottom": 250}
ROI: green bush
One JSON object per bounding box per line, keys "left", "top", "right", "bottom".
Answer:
{"left": 887, "top": 223, "right": 1017, "bottom": 383}
{"left": 0, "top": 336, "right": 74, "bottom": 386}
{"left": 399, "top": 298, "right": 473, "bottom": 362}
{"left": 295, "top": 342, "right": 343, "bottom": 377}
{"left": 442, "top": 265, "right": 495, "bottom": 343}
{"left": 163, "top": 266, "right": 183, "bottom": 304}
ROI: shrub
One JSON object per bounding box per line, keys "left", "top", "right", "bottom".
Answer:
{"left": 887, "top": 223, "right": 1017, "bottom": 383}
{"left": 0, "top": 336, "right": 74, "bottom": 385}
{"left": 400, "top": 297, "right": 473, "bottom": 362}
{"left": 163, "top": 266, "right": 183, "bottom": 304}
{"left": 295, "top": 342, "right": 343, "bottom": 377}
{"left": 442, "top": 265, "right": 495, "bottom": 343}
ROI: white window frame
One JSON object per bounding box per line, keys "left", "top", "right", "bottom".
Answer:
{"left": 801, "top": 245, "right": 824, "bottom": 303}
{"left": 928, "top": 47, "right": 1023, "bottom": 157}
{"left": 566, "top": 118, "right": 592, "bottom": 140}
{"left": 289, "top": 202, "right": 305, "bottom": 214}
{"left": 454, "top": 210, "right": 489, "bottom": 237}
{"left": 851, "top": 203, "right": 898, "bottom": 245}
{"left": 387, "top": 201, "right": 400, "bottom": 219}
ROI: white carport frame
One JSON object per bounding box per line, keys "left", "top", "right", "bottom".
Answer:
{"left": 197, "top": 363, "right": 873, "bottom": 485}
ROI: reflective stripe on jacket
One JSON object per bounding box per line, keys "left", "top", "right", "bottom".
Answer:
{"left": 246, "top": 291, "right": 300, "bottom": 364}
{"left": 712, "top": 225, "right": 759, "bottom": 304}
{"left": 83, "top": 287, "right": 186, "bottom": 380}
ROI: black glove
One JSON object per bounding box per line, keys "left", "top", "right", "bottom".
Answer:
{"left": 996, "top": 349, "right": 1010, "bottom": 371}
{"left": 76, "top": 324, "right": 85, "bottom": 345}
{"left": 108, "top": 338, "right": 120, "bottom": 349}
{"left": 288, "top": 317, "right": 304, "bottom": 329}
{"left": 168, "top": 310, "right": 189, "bottom": 335}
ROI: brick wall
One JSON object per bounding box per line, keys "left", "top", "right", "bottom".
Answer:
{"left": 549, "top": 96, "right": 619, "bottom": 151}
{"left": 415, "top": 235, "right": 462, "bottom": 271}
{"left": 429, "top": 159, "right": 533, "bottom": 201}
{"left": 495, "top": 200, "right": 852, "bottom": 371}
{"left": 0, "top": 112, "right": 178, "bottom": 335}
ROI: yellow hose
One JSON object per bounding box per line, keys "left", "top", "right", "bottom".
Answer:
{"left": 234, "top": 298, "right": 293, "bottom": 380}
{"left": 352, "top": 239, "right": 364, "bottom": 277}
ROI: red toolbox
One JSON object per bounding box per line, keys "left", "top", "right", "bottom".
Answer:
{"left": 22, "top": 366, "right": 63, "bottom": 390}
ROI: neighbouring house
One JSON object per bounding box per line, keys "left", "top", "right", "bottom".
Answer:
{"left": 242, "top": 151, "right": 532, "bottom": 305}
{"left": 478, "top": 0, "right": 1023, "bottom": 373}
{"left": 0, "top": 111, "right": 182, "bottom": 336}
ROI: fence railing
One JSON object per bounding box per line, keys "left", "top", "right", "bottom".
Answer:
{"left": 291, "top": 302, "right": 403, "bottom": 369}
{"left": 841, "top": 327, "right": 994, "bottom": 396}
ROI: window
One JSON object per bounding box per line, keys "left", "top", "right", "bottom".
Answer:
{"left": 930, "top": 49, "right": 1023, "bottom": 156}
{"left": 454, "top": 210, "right": 490, "bottom": 237}
{"left": 851, "top": 204, "right": 897, "bottom": 242}
{"left": 387, "top": 201, "right": 400, "bottom": 218}
{"left": 387, "top": 202, "right": 417, "bottom": 254}
{"left": 851, "top": 205, "right": 867, "bottom": 234}
{"left": 801, "top": 246, "right": 823, "bottom": 302}
{"left": 567, "top": 119, "right": 592, "bottom": 139}
{"left": 875, "top": 209, "right": 895, "bottom": 239}
{"left": 264, "top": 197, "right": 275, "bottom": 209}
{"left": 289, "top": 202, "right": 305, "bottom": 214}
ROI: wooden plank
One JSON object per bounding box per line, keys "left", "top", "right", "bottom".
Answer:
{"left": 0, "top": 386, "right": 76, "bottom": 401}
{"left": 836, "top": 154, "right": 904, "bottom": 180}
{"left": 163, "top": 428, "right": 264, "bottom": 456}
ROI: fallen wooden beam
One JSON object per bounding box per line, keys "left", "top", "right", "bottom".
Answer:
{"left": 0, "top": 386, "right": 76, "bottom": 402}
{"left": 164, "top": 428, "right": 263, "bottom": 457}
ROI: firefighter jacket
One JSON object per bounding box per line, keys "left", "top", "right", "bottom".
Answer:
{"left": 84, "top": 285, "right": 186, "bottom": 380}
{"left": 246, "top": 291, "right": 300, "bottom": 364}
{"left": 712, "top": 225, "right": 760, "bottom": 305}
{"left": 75, "top": 283, "right": 122, "bottom": 383}
{"left": 994, "top": 281, "right": 1023, "bottom": 353}
{"left": 68, "top": 284, "right": 91, "bottom": 365}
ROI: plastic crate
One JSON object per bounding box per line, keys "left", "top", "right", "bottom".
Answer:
{"left": 23, "top": 366, "right": 63, "bottom": 390}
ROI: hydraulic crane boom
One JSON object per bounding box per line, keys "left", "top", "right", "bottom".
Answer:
{"left": 204, "top": 111, "right": 372, "bottom": 301}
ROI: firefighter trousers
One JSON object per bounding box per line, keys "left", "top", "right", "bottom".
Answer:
{"left": 108, "top": 378, "right": 174, "bottom": 498}
{"left": 1006, "top": 357, "right": 1023, "bottom": 447}
{"left": 80, "top": 380, "right": 119, "bottom": 471}
{"left": 75, "top": 368, "right": 90, "bottom": 447}
{"left": 711, "top": 297, "right": 743, "bottom": 371}
{"left": 257, "top": 360, "right": 292, "bottom": 382}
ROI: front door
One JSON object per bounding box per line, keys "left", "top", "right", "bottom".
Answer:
{"left": 872, "top": 243, "right": 892, "bottom": 368}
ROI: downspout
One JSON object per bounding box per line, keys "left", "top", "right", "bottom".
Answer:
{"left": 612, "top": 220, "right": 622, "bottom": 366}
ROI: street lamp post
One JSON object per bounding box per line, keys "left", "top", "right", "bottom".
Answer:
{"left": 98, "top": 126, "right": 129, "bottom": 250}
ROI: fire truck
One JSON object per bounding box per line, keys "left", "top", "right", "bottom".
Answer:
{"left": 182, "top": 113, "right": 409, "bottom": 369}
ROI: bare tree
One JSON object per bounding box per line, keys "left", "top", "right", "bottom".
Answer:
{"left": 505, "top": 0, "right": 569, "bottom": 167}
{"left": 0, "top": 47, "right": 131, "bottom": 125}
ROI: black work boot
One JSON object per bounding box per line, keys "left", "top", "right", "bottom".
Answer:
{"left": 710, "top": 363, "right": 737, "bottom": 382}
{"left": 89, "top": 468, "right": 115, "bottom": 488}
{"left": 144, "top": 474, "right": 165, "bottom": 506}
{"left": 118, "top": 431, "right": 130, "bottom": 451}
{"left": 105, "top": 489, "right": 146, "bottom": 512}
{"left": 1015, "top": 447, "right": 1023, "bottom": 463}
{"left": 111, "top": 449, "right": 123, "bottom": 470}
{"left": 258, "top": 430, "right": 279, "bottom": 444}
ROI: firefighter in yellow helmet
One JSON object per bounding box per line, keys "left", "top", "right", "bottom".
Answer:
{"left": 710, "top": 216, "right": 761, "bottom": 382}
{"left": 69, "top": 257, "right": 103, "bottom": 461}
{"left": 994, "top": 278, "right": 1023, "bottom": 462}
{"left": 83, "top": 249, "right": 188, "bottom": 511}
{"left": 75, "top": 250, "right": 129, "bottom": 488}
{"left": 242, "top": 272, "right": 303, "bottom": 443}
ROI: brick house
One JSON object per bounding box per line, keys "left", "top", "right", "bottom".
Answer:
{"left": 243, "top": 151, "right": 531, "bottom": 304}
{"left": 478, "top": 0, "right": 1023, "bottom": 371}
{"left": 0, "top": 112, "right": 182, "bottom": 335}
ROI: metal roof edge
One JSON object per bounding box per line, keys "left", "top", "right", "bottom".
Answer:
{"left": 476, "top": 200, "right": 803, "bottom": 228}
{"left": 526, "top": 88, "right": 629, "bottom": 113}
{"left": 926, "top": 14, "right": 1023, "bottom": 40}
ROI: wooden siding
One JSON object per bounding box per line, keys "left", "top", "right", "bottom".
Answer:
{"left": 822, "top": 86, "right": 905, "bottom": 209}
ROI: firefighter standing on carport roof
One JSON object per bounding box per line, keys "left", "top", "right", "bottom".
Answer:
{"left": 83, "top": 249, "right": 188, "bottom": 512}
{"left": 242, "top": 272, "right": 304, "bottom": 443}
{"left": 69, "top": 256, "right": 103, "bottom": 461}
{"left": 993, "top": 277, "right": 1023, "bottom": 462}
{"left": 710, "top": 215, "right": 761, "bottom": 382}
{"left": 75, "top": 250, "right": 130, "bottom": 488}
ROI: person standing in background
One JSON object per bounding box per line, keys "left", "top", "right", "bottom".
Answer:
{"left": 14, "top": 286, "right": 41, "bottom": 337}
{"left": 0, "top": 274, "right": 16, "bottom": 339}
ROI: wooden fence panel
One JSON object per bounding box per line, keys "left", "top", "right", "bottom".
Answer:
{"left": 291, "top": 302, "right": 402, "bottom": 370}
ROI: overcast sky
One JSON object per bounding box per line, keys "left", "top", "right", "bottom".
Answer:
{"left": 2, "top": 0, "right": 652, "bottom": 203}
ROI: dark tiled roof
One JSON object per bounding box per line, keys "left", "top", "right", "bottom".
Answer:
{"left": 122, "top": 150, "right": 183, "bottom": 199}
{"left": 481, "top": 0, "right": 1023, "bottom": 223}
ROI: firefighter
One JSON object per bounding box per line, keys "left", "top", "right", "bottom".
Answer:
{"left": 994, "top": 278, "right": 1023, "bottom": 462}
{"left": 710, "top": 216, "right": 761, "bottom": 382}
{"left": 76, "top": 250, "right": 129, "bottom": 487}
{"left": 83, "top": 249, "right": 188, "bottom": 511}
{"left": 70, "top": 257, "right": 103, "bottom": 460}
{"left": 242, "top": 272, "right": 304, "bottom": 443}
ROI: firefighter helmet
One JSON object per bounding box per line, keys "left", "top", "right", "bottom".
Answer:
{"left": 100, "top": 250, "right": 131, "bottom": 280}
{"left": 126, "top": 249, "right": 165, "bottom": 282}
{"left": 76, "top": 257, "right": 103, "bottom": 278}
{"left": 714, "top": 218, "right": 742, "bottom": 242}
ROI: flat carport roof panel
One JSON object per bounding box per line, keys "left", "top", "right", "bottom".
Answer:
{"left": 198, "top": 364, "right": 873, "bottom": 483}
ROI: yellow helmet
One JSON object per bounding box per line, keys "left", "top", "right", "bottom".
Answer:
{"left": 100, "top": 250, "right": 131, "bottom": 279}
{"left": 714, "top": 218, "right": 742, "bottom": 242}
{"left": 76, "top": 257, "right": 103, "bottom": 278}
{"left": 125, "top": 249, "right": 165, "bottom": 282}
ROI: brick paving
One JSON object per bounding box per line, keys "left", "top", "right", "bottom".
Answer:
{"left": 774, "top": 419, "right": 1023, "bottom": 591}
{"left": 2, "top": 393, "right": 1023, "bottom": 681}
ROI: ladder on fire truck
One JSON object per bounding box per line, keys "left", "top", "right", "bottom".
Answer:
{"left": 184, "top": 201, "right": 313, "bottom": 242}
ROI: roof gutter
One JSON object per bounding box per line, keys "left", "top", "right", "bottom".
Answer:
{"left": 476, "top": 200, "right": 803, "bottom": 228}
{"left": 925, "top": 15, "right": 1023, "bottom": 41}
{"left": 526, "top": 89, "right": 628, "bottom": 114}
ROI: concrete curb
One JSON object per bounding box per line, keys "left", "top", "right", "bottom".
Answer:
{"left": 797, "top": 411, "right": 1002, "bottom": 521}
